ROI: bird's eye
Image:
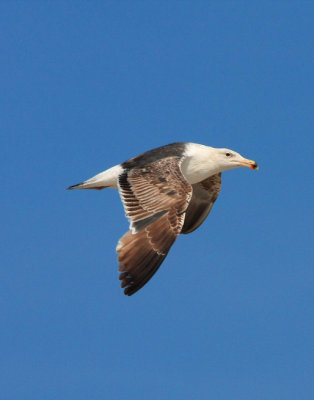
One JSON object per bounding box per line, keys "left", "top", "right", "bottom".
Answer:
{"left": 225, "top": 152, "right": 231, "bottom": 157}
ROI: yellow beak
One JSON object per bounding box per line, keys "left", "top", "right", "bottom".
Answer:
{"left": 239, "top": 158, "right": 259, "bottom": 170}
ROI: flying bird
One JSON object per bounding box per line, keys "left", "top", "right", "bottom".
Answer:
{"left": 68, "top": 142, "right": 258, "bottom": 295}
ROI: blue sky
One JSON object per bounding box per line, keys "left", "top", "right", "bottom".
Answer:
{"left": 1, "top": 2, "right": 313, "bottom": 399}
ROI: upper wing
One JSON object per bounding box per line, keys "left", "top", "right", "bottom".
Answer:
{"left": 181, "top": 173, "right": 221, "bottom": 234}
{"left": 117, "top": 157, "right": 192, "bottom": 295}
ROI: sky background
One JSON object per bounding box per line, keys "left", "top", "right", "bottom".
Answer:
{"left": 1, "top": 2, "right": 313, "bottom": 399}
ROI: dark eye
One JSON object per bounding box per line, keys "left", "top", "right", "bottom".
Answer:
{"left": 225, "top": 152, "right": 232, "bottom": 157}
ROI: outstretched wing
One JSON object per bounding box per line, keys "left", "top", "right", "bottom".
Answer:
{"left": 117, "top": 157, "right": 192, "bottom": 295}
{"left": 181, "top": 173, "right": 221, "bottom": 234}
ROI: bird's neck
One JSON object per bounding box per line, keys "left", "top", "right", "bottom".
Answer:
{"left": 181, "top": 144, "right": 221, "bottom": 184}
{"left": 181, "top": 156, "right": 222, "bottom": 184}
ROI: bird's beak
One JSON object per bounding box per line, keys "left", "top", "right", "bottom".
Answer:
{"left": 239, "top": 158, "right": 259, "bottom": 170}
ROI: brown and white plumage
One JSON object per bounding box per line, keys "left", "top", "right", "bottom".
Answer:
{"left": 68, "top": 142, "right": 258, "bottom": 295}
{"left": 117, "top": 157, "right": 192, "bottom": 295}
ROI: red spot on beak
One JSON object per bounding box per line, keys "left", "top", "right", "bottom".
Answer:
{"left": 250, "top": 163, "right": 258, "bottom": 170}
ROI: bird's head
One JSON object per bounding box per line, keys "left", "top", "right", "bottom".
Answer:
{"left": 213, "top": 148, "right": 259, "bottom": 172}
{"left": 180, "top": 143, "right": 259, "bottom": 184}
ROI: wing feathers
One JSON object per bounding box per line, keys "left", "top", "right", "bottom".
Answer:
{"left": 117, "top": 157, "right": 192, "bottom": 295}
{"left": 117, "top": 228, "right": 170, "bottom": 296}
{"left": 181, "top": 173, "right": 222, "bottom": 234}
{"left": 131, "top": 210, "right": 168, "bottom": 233}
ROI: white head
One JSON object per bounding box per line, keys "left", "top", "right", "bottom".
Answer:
{"left": 182, "top": 143, "right": 258, "bottom": 184}
{"left": 212, "top": 147, "right": 258, "bottom": 172}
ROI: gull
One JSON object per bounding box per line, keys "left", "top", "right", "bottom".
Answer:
{"left": 68, "top": 142, "right": 258, "bottom": 295}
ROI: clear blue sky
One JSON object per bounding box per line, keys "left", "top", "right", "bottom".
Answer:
{"left": 1, "top": 2, "right": 313, "bottom": 399}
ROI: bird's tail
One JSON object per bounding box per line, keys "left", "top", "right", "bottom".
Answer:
{"left": 67, "top": 181, "right": 107, "bottom": 190}
{"left": 67, "top": 164, "right": 121, "bottom": 190}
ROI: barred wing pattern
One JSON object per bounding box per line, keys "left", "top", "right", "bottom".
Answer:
{"left": 117, "top": 157, "right": 192, "bottom": 295}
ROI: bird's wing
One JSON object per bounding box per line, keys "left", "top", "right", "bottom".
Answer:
{"left": 181, "top": 173, "right": 221, "bottom": 234}
{"left": 117, "top": 156, "right": 192, "bottom": 295}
